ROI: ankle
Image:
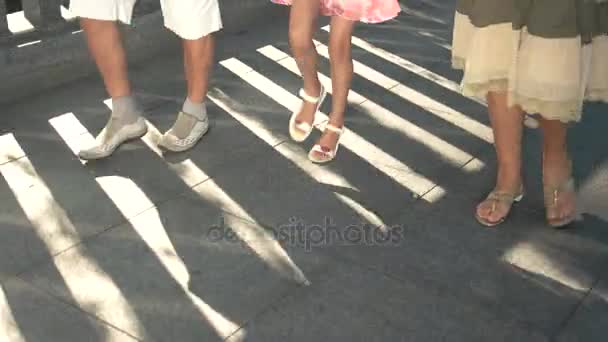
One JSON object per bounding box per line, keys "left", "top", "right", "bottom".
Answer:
{"left": 543, "top": 153, "right": 572, "bottom": 182}
{"left": 495, "top": 168, "right": 522, "bottom": 192}
{"left": 543, "top": 154, "right": 571, "bottom": 169}
{"left": 303, "top": 81, "right": 322, "bottom": 98}
{"left": 182, "top": 97, "right": 206, "bottom": 120}
{"left": 327, "top": 115, "right": 344, "bottom": 128}
{"left": 494, "top": 180, "right": 523, "bottom": 194}
{"left": 111, "top": 95, "right": 142, "bottom": 122}
{"left": 543, "top": 165, "right": 572, "bottom": 186}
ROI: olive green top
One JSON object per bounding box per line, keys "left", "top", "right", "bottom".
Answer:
{"left": 456, "top": 0, "right": 608, "bottom": 43}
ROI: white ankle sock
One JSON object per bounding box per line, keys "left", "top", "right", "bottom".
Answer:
{"left": 111, "top": 96, "right": 142, "bottom": 123}
{"left": 182, "top": 98, "right": 206, "bottom": 120}
{"left": 170, "top": 98, "right": 207, "bottom": 139}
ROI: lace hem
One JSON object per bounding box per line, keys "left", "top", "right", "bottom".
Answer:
{"left": 462, "top": 79, "right": 509, "bottom": 100}
{"left": 586, "top": 89, "right": 608, "bottom": 103}
{"left": 452, "top": 57, "right": 465, "bottom": 70}
{"left": 510, "top": 93, "right": 583, "bottom": 123}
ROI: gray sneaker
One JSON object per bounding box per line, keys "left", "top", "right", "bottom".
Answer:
{"left": 159, "top": 109, "right": 209, "bottom": 152}
{"left": 78, "top": 116, "right": 148, "bottom": 160}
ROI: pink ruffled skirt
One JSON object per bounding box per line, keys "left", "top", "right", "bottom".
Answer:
{"left": 271, "top": 0, "right": 401, "bottom": 24}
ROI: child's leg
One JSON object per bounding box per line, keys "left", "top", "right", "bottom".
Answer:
{"left": 327, "top": 16, "right": 355, "bottom": 127}
{"left": 289, "top": 0, "right": 322, "bottom": 130}
{"left": 308, "top": 15, "right": 355, "bottom": 161}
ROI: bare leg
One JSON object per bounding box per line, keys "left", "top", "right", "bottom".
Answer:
{"left": 540, "top": 118, "right": 575, "bottom": 224}
{"left": 289, "top": 0, "right": 322, "bottom": 132}
{"left": 77, "top": 18, "right": 147, "bottom": 160}
{"left": 476, "top": 91, "right": 524, "bottom": 223}
{"left": 80, "top": 18, "right": 131, "bottom": 98}
{"left": 183, "top": 35, "right": 215, "bottom": 103}
{"left": 159, "top": 34, "right": 216, "bottom": 149}
{"left": 310, "top": 15, "right": 355, "bottom": 160}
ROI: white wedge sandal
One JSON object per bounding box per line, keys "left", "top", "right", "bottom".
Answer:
{"left": 308, "top": 123, "right": 345, "bottom": 164}
{"left": 289, "top": 86, "right": 327, "bottom": 142}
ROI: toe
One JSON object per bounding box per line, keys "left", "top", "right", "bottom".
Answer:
{"left": 476, "top": 202, "right": 492, "bottom": 219}
{"left": 487, "top": 208, "right": 506, "bottom": 224}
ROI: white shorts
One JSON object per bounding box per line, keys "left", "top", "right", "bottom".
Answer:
{"left": 69, "top": 0, "right": 223, "bottom": 40}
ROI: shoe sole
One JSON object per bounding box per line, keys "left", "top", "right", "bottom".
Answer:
{"left": 309, "top": 155, "right": 336, "bottom": 164}
{"left": 310, "top": 160, "right": 334, "bottom": 165}
{"left": 548, "top": 217, "right": 576, "bottom": 229}
{"left": 475, "top": 214, "right": 506, "bottom": 228}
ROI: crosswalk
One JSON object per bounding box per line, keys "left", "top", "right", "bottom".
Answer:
{"left": 1, "top": 26, "right": 493, "bottom": 258}
{"left": 0, "top": 132, "right": 146, "bottom": 339}
{"left": 0, "top": 27, "right": 495, "bottom": 339}
{"left": 257, "top": 44, "right": 484, "bottom": 169}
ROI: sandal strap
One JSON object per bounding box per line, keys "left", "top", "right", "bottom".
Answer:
{"left": 480, "top": 189, "right": 522, "bottom": 218}
{"left": 311, "top": 144, "right": 335, "bottom": 158}
{"left": 324, "top": 123, "right": 344, "bottom": 135}
{"left": 299, "top": 88, "right": 322, "bottom": 104}
{"left": 544, "top": 178, "right": 575, "bottom": 206}
{"left": 486, "top": 191, "right": 521, "bottom": 204}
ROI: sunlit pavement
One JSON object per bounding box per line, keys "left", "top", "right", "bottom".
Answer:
{"left": 1, "top": 1, "right": 607, "bottom": 341}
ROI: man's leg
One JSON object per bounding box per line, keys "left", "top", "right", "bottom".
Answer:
{"left": 71, "top": 1, "right": 147, "bottom": 160}
{"left": 183, "top": 37, "right": 215, "bottom": 103}
{"left": 160, "top": 36, "right": 214, "bottom": 144}
{"left": 80, "top": 19, "right": 131, "bottom": 98}
{"left": 158, "top": 0, "right": 222, "bottom": 152}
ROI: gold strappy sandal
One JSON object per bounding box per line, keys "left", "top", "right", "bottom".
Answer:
{"left": 544, "top": 177, "right": 576, "bottom": 228}
{"left": 475, "top": 188, "right": 524, "bottom": 227}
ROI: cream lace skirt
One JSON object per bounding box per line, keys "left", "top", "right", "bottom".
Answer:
{"left": 452, "top": 1, "right": 608, "bottom": 123}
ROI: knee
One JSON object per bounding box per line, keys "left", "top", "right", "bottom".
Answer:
{"left": 289, "top": 29, "right": 313, "bottom": 57}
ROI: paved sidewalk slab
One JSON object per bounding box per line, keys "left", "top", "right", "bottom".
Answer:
{"left": 0, "top": 1, "right": 606, "bottom": 341}
{"left": 226, "top": 258, "right": 549, "bottom": 342}
{"left": 557, "top": 277, "right": 608, "bottom": 342}
{"left": 19, "top": 194, "right": 331, "bottom": 341}
{"left": 1, "top": 277, "right": 137, "bottom": 342}
{"left": 325, "top": 189, "right": 608, "bottom": 335}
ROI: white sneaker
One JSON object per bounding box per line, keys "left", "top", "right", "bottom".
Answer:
{"left": 159, "top": 111, "right": 209, "bottom": 152}
{"left": 78, "top": 117, "right": 148, "bottom": 160}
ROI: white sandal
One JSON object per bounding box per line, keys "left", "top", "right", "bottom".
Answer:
{"left": 308, "top": 123, "right": 344, "bottom": 164}
{"left": 289, "top": 86, "right": 327, "bottom": 142}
